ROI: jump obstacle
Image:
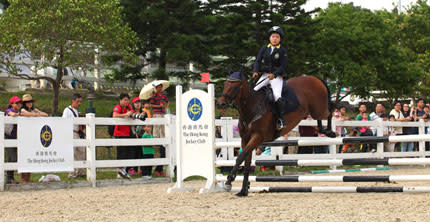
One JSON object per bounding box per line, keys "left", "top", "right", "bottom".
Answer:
{"left": 216, "top": 174, "right": 430, "bottom": 182}
{"left": 311, "top": 167, "right": 390, "bottom": 174}
{"left": 168, "top": 84, "right": 430, "bottom": 194}
{"left": 230, "top": 186, "right": 430, "bottom": 193}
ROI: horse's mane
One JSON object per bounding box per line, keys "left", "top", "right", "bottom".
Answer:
{"left": 229, "top": 71, "right": 268, "bottom": 102}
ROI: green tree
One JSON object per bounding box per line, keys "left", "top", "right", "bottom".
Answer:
{"left": 311, "top": 3, "right": 420, "bottom": 104}
{"left": 272, "top": 0, "right": 319, "bottom": 76}
{"left": 0, "top": 0, "right": 9, "bottom": 9}
{"left": 0, "top": 0, "right": 137, "bottom": 114}
{"left": 203, "top": 0, "right": 315, "bottom": 78}
{"left": 373, "top": 10, "right": 422, "bottom": 101}
{"left": 402, "top": 0, "right": 430, "bottom": 97}
{"left": 117, "top": 0, "right": 212, "bottom": 82}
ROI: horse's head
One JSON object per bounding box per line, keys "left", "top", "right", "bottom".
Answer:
{"left": 217, "top": 68, "right": 247, "bottom": 108}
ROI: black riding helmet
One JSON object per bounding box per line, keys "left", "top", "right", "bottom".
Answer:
{"left": 268, "top": 26, "right": 284, "bottom": 39}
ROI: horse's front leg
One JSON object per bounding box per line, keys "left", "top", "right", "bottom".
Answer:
{"left": 236, "top": 151, "right": 253, "bottom": 197}
{"left": 224, "top": 138, "right": 248, "bottom": 191}
{"left": 225, "top": 134, "right": 263, "bottom": 196}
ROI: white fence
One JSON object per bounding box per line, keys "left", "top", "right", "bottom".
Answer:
{"left": 2, "top": 113, "right": 430, "bottom": 191}
{"left": 215, "top": 117, "right": 430, "bottom": 162}
{"left": 0, "top": 113, "right": 176, "bottom": 191}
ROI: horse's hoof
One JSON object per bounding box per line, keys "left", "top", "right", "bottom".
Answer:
{"left": 224, "top": 184, "right": 232, "bottom": 192}
{"left": 235, "top": 191, "right": 248, "bottom": 197}
{"left": 327, "top": 131, "right": 336, "bottom": 138}
{"left": 321, "top": 129, "right": 336, "bottom": 138}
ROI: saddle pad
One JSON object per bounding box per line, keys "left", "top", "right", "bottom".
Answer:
{"left": 281, "top": 83, "right": 300, "bottom": 113}
{"left": 268, "top": 83, "right": 300, "bottom": 114}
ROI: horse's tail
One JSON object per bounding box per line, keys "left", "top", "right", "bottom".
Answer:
{"left": 314, "top": 76, "right": 334, "bottom": 115}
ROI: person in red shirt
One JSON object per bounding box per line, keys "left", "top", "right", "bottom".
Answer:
{"left": 113, "top": 93, "right": 134, "bottom": 179}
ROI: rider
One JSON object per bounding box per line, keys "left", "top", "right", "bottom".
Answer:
{"left": 252, "top": 26, "right": 287, "bottom": 129}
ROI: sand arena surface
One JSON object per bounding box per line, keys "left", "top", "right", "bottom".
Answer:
{"left": 1, "top": 168, "right": 430, "bottom": 222}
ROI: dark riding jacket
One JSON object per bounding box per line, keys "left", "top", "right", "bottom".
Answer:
{"left": 253, "top": 44, "right": 287, "bottom": 78}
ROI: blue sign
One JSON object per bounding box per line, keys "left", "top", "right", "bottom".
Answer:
{"left": 187, "top": 98, "right": 203, "bottom": 121}
{"left": 40, "top": 125, "right": 53, "bottom": 148}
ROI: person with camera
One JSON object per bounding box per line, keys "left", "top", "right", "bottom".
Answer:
{"left": 112, "top": 93, "right": 134, "bottom": 179}
{"left": 62, "top": 93, "right": 86, "bottom": 178}
{"left": 128, "top": 97, "right": 146, "bottom": 176}
{"left": 112, "top": 94, "right": 147, "bottom": 179}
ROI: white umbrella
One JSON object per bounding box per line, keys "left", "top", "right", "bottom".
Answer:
{"left": 139, "top": 80, "right": 170, "bottom": 100}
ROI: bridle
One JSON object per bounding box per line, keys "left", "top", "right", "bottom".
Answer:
{"left": 222, "top": 80, "right": 242, "bottom": 106}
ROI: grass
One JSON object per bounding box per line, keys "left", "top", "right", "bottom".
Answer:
{"left": 0, "top": 88, "right": 237, "bottom": 117}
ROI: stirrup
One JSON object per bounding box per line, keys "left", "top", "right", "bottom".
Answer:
{"left": 276, "top": 118, "right": 286, "bottom": 130}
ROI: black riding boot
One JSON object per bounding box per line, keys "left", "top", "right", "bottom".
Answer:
{"left": 275, "top": 99, "right": 287, "bottom": 130}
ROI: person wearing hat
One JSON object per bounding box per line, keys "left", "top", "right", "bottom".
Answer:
{"left": 129, "top": 96, "right": 145, "bottom": 176}
{"left": 4, "top": 96, "right": 22, "bottom": 184}
{"left": 19, "top": 94, "right": 48, "bottom": 183}
{"left": 20, "top": 94, "right": 48, "bottom": 117}
{"left": 131, "top": 96, "right": 150, "bottom": 124}
{"left": 149, "top": 83, "right": 169, "bottom": 177}
{"left": 252, "top": 26, "right": 288, "bottom": 130}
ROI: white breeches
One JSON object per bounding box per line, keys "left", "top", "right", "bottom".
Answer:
{"left": 253, "top": 73, "right": 283, "bottom": 101}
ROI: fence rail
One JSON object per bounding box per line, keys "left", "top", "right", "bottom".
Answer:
{"left": 214, "top": 117, "right": 430, "bottom": 172}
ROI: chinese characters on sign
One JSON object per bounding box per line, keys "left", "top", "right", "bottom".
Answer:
{"left": 182, "top": 124, "right": 209, "bottom": 144}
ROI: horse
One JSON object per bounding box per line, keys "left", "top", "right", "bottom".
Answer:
{"left": 216, "top": 69, "right": 336, "bottom": 197}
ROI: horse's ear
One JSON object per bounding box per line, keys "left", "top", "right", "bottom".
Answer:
{"left": 228, "top": 66, "right": 233, "bottom": 75}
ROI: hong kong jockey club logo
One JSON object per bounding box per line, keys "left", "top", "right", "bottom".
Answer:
{"left": 40, "top": 125, "right": 53, "bottom": 148}
{"left": 187, "top": 98, "right": 203, "bottom": 121}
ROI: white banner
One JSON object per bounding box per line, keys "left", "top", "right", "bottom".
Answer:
{"left": 18, "top": 117, "right": 74, "bottom": 173}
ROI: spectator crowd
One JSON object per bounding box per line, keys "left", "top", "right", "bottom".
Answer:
{"left": 311, "top": 99, "right": 430, "bottom": 154}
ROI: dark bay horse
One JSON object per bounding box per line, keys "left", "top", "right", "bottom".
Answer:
{"left": 217, "top": 70, "right": 336, "bottom": 197}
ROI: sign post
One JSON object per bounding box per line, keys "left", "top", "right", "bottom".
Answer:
{"left": 168, "top": 84, "right": 216, "bottom": 193}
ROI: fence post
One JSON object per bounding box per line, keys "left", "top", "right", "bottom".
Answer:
{"left": 0, "top": 112, "right": 5, "bottom": 191}
{"left": 330, "top": 119, "right": 337, "bottom": 170}
{"left": 165, "top": 114, "right": 175, "bottom": 180}
{"left": 173, "top": 85, "right": 184, "bottom": 190}
{"left": 419, "top": 119, "right": 425, "bottom": 158}
{"left": 219, "top": 117, "right": 229, "bottom": 160}
{"left": 376, "top": 118, "right": 384, "bottom": 156}
{"left": 225, "top": 117, "right": 235, "bottom": 160}
{"left": 86, "top": 113, "right": 97, "bottom": 187}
